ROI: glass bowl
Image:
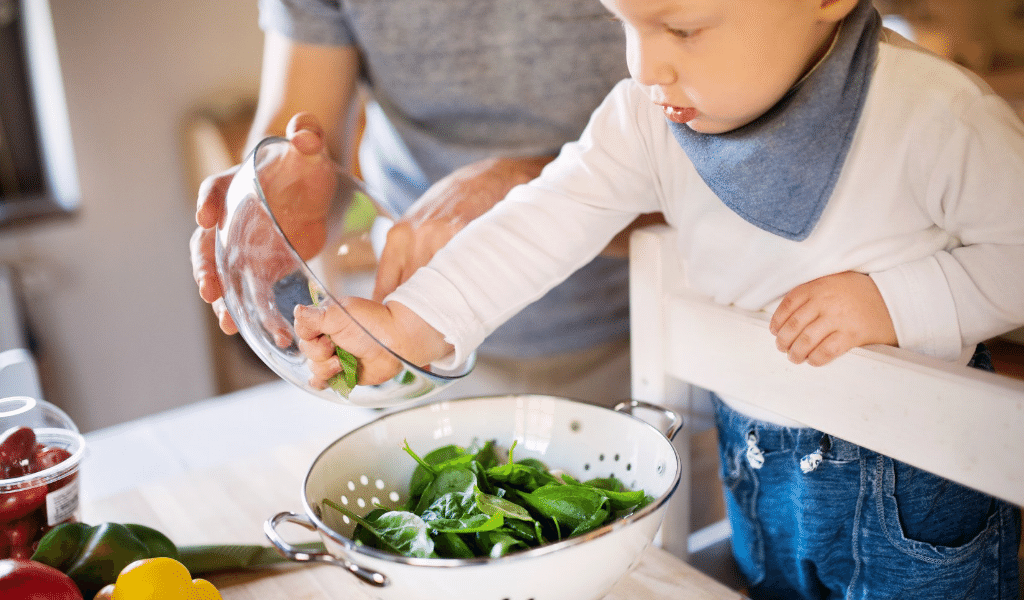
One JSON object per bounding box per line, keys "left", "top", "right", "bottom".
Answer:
{"left": 215, "top": 136, "right": 474, "bottom": 407}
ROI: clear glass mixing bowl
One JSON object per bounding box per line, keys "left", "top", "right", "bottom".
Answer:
{"left": 215, "top": 136, "right": 474, "bottom": 407}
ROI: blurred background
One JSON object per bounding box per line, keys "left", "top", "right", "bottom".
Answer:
{"left": 0, "top": 0, "right": 1022, "bottom": 433}
{"left": 0, "top": 0, "right": 264, "bottom": 431}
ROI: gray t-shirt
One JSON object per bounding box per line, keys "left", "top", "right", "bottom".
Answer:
{"left": 259, "top": 0, "right": 631, "bottom": 357}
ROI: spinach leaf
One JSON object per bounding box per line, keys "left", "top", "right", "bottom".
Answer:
{"left": 427, "top": 512, "right": 504, "bottom": 534}
{"left": 477, "top": 530, "right": 528, "bottom": 558}
{"left": 519, "top": 484, "right": 610, "bottom": 538}
{"left": 404, "top": 441, "right": 486, "bottom": 503}
{"left": 434, "top": 531, "right": 475, "bottom": 558}
{"left": 475, "top": 488, "right": 534, "bottom": 522}
{"left": 515, "top": 457, "right": 549, "bottom": 471}
{"left": 501, "top": 517, "right": 545, "bottom": 545}
{"left": 372, "top": 511, "right": 435, "bottom": 558}
{"left": 472, "top": 439, "right": 501, "bottom": 469}
{"left": 561, "top": 474, "right": 653, "bottom": 512}
{"left": 486, "top": 461, "right": 559, "bottom": 492}
{"left": 322, "top": 500, "right": 403, "bottom": 554}
{"left": 414, "top": 466, "right": 477, "bottom": 514}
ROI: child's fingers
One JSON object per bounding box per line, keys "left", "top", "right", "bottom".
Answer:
{"left": 770, "top": 292, "right": 799, "bottom": 336}
{"left": 293, "top": 303, "right": 359, "bottom": 341}
{"left": 307, "top": 353, "right": 343, "bottom": 382}
{"left": 297, "top": 334, "right": 341, "bottom": 362}
{"left": 357, "top": 355, "right": 405, "bottom": 386}
{"left": 772, "top": 298, "right": 817, "bottom": 353}
{"left": 804, "top": 331, "right": 850, "bottom": 367}
{"left": 783, "top": 316, "right": 835, "bottom": 364}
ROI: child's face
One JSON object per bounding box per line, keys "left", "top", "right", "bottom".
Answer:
{"left": 601, "top": 0, "right": 842, "bottom": 134}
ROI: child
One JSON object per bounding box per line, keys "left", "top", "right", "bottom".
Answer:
{"left": 293, "top": 0, "right": 1024, "bottom": 597}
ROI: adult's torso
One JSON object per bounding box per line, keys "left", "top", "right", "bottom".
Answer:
{"left": 344, "top": 0, "right": 632, "bottom": 357}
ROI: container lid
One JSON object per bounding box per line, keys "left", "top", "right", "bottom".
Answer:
{"left": 0, "top": 396, "right": 79, "bottom": 433}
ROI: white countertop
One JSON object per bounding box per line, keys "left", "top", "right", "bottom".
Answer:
{"left": 79, "top": 381, "right": 380, "bottom": 504}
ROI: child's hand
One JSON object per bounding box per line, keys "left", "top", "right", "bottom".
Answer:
{"left": 770, "top": 271, "right": 897, "bottom": 366}
{"left": 293, "top": 298, "right": 452, "bottom": 387}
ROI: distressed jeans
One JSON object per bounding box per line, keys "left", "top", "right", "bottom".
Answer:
{"left": 713, "top": 378, "right": 1020, "bottom": 599}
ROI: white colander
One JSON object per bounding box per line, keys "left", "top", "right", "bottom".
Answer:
{"left": 266, "top": 395, "right": 682, "bottom": 600}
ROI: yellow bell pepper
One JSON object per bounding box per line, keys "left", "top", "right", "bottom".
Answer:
{"left": 102, "top": 557, "right": 222, "bottom": 600}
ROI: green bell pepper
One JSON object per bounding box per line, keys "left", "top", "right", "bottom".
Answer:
{"left": 32, "top": 522, "right": 179, "bottom": 597}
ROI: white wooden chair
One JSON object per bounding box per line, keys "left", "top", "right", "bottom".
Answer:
{"left": 628, "top": 225, "right": 1024, "bottom": 580}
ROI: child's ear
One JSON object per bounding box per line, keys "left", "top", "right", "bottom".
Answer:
{"left": 818, "top": 0, "right": 859, "bottom": 23}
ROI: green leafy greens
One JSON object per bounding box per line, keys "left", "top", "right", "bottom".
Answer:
{"left": 322, "top": 439, "right": 653, "bottom": 559}
{"left": 308, "top": 282, "right": 359, "bottom": 397}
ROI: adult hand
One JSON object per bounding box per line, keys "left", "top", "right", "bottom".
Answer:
{"left": 189, "top": 113, "right": 336, "bottom": 339}
{"left": 372, "top": 155, "right": 552, "bottom": 301}
{"left": 770, "top": 271, "right": 898, "bottom": 366}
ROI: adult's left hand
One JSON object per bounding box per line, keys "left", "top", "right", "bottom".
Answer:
{"left": 372, "top": 155, "right": 552, "bottom": 301}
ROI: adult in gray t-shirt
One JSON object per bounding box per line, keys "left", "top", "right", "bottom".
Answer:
{"left": 257, "top": 0, "right": 632, "bottom": 360}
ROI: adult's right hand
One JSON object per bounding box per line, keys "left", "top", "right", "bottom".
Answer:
{"left": 189, "top": 112, "right": 336, "bottom": 338}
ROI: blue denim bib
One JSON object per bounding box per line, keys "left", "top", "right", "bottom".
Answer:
{"left": 669, "top": 0, "right": 882, "bottom": 241}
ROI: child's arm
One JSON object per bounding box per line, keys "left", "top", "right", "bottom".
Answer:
{"left": 770, "top": 271, "right": 897, "bottom": 366}
{"left": 293, "top": 299, "right": 452, "bottom": 387}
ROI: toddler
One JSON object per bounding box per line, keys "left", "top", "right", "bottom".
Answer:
{"left": 294, "top": 0, "right": 1024, "bottom": 597}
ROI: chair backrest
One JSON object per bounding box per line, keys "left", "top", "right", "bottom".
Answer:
{"left": 629, "top": 225, "right": 1024, "bottom": 507}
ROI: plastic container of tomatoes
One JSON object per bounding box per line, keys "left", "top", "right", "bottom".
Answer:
{"left": 0, "top": 396, "right": 85, "bottom": 559}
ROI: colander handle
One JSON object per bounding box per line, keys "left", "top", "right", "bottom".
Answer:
{"left": 264, "top": 511, "right": 389, "bottom": 587}
{"left": 613, "top": 399, "right": 684, "bottom": 440}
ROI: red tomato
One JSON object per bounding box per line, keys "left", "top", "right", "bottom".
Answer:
{"left": 9, "top": 546, "right": 34, "bottom": 559}
{"left": 0, "top": 484, "right": 47, "bottom": 522}
{"left": 33, "top": 446, "right": 71, "bottom": 472}
{"left": 0, "top": 428, "right": 36, "bottom": 472}
{"left": 2, "top": 514, "right": 40, "bottom": 549}
{"left": 0, "top": 559, "right": 83, "bottom": 599}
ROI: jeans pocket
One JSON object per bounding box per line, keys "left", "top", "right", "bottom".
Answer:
{"left": 721, "top": 444, "right": 766, "bottom": 586}
{"left": 877, "top": 457, "right": 997, "bottom": 563}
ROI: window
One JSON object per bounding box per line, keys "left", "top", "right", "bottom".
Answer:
{"left": 0, "top": 0, "right": 79, "bottom": 229}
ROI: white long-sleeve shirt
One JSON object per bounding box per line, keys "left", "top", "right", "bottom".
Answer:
{"left": 388, "top": 30, "right": 1024, "bottom": 379}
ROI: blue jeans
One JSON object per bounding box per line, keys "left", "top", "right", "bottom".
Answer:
{"left": 714, "top": 394, "right": 1020, "bottom": 600}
